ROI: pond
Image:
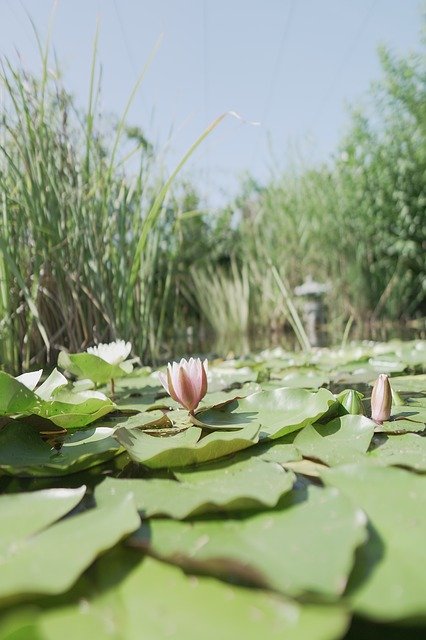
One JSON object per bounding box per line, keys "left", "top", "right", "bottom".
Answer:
{"left": 0, "top": 339, "right": 425, "bottom": 639}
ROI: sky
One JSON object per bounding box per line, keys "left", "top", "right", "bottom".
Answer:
{"left": 0, "top": 0, "right": 423, "bottom": 207}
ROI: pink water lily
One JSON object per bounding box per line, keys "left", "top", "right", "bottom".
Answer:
{"left": 158, "top": 357, "right": 208, "bottom": 412}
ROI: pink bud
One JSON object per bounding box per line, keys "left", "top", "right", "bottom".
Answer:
{"left": 371, "top": 373, "right": 392, "bottom": 423}
{"left": 158, "top": 357, "right": 208, "bottom": 412}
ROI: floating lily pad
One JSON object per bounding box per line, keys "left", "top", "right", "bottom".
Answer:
{"left": 383, "top": 374, "right": 426, "bottom": 393}
{"left": 95, "top": 455, "right": 295, "bottom": 518}
{"left": 0, "top": 492, "right": 140, "bottom": 605}
{"left": 256, "top": 435, "right": 302, "bottom": 464}
{"left": 276, "top": 368, "right": 330, "bottom": 389}
{"left": 115, "top": 388, "right": 178, "bottom": 412}
{"left": 130, "top": 485, "right": 367, "bottom": 600}
{"left": 206, "top": 366, "right": 256, "bottom": 393}
{"left": 0, "top": 423, "right": 122, "bottom": 477}
{"left": 197, "top": 387, "right": 336, "bottom": 440}
{"left": 376, "top": 417, "right": 425, "bottom": 434}
{"left": 369, "top": 433, "right": 426, "bottom": 471}
{"left": 0, "top": 371, "right": 40, "bottom": 415}
{"left": 26, "top": 553, "right": 349, "bottom": 640}
{"left": 293, "top": 415, "right": 376, "bottom": 467}
{"left": 115, "top": 423, "right": 260, "bottom": 469}
{"left": 58, "top": 351, "right": 132, "bottom": 385}
{"left": 35, "top": 391, "right": 115, "bottom": 429}
{"left": 322, "top": 464, "right": 426, "bottom": 621}
{"left": 1, "top": 486, "right": 85, "bottom": 548}
{"left": 113, "top": 410, "right": 170, "bottom": 430}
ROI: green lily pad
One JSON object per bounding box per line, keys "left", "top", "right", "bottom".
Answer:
{"left": 367, "top": 355, "right": 406, "bottom": 373}
{"left": 35, "top": 392, "right": 115, "bottom": 429}
{"left": 0, "top": 492, "right": 140, "bottom": 605}
{"left": 332, "top": 367, "right": 380, "bottom": 385}
{"left": 114, "top": 385, "right": 178, "bottom": 412}
{"left": 322, "top": 464, "right": 426, "bottom": 621}
{"left": 376, "top": 417, "right": 425, "bottom": 434}
{"left": 130, "top": 484, "right": 367, "bottom": 600}
{"left": 115, "top": 423, "right": 260, "bottom": 469}
{"left": 277, "top": 368, "right": 330, "bottom": 389}
{"left": 96, "top": 454, "right": 295, "bottom": 518}
{"left": 0, "top": 371, "right": 40, "bottom": 415}
{"left": 369, "top": 433, "right": 426, "bottom": 471}
{"left": 0, "top": 423, "right": 122, "bottom": 477}
{"left": 197, "top": 387, "right": 336, "bottom": 440}
{"left": 31, "top": 553, "right": 349, "bottom": 640}
{"left": 1, "top": 486, "right": 85, "bottom": 549}
{"left": 58, "top": 351, "right": 131, "bottom": 385}
{"left": 383, "top": 374, "right": 426, "bottom": 393}
{"left": 256, "top": 435, "right": 302, "bottom": 464}
{"left": 395, "top": 341, "right": 426, "bottom": 367}
{"left": 206, "top": 365, "right": 256, "bottom": 392}
{"left": 101, "top": 409, "right": 168, "bottom": 431}
{"left": 293, "top": 415, "right": 376, "bottom": 466}
{"left": 200, "top": 385, "right": 259, "bottom": 408}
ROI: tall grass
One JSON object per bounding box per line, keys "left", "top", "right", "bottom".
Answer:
{"left": 191, "top": 260, "right": 251, "bottom": 355}
{"left": 1, "top": 32, "right": 424, "bottom": 373}
{"left": 0, "top": 43, "right": 224, "bottom": 373}
{"left": 225, "top": 42, "right": 426, "bottom": 340}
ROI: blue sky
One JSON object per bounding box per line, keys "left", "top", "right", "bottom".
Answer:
{"left": 0, "top": 0, "right": 423, "bottom": 206}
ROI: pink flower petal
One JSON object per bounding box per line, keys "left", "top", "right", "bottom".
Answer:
{"left": 167, "top": 364, "right": 180, "bottom": 403}
{"left": 177, "top": 366, "right": 200, "bottom": 411}
{"left": 158, "top": 371, "right": 169, "bottom": 394}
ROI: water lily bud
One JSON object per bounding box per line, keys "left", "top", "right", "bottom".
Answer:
{"left": 158, "top": 357, "right": 208, "bottom": 412}
{"left": 371, "top": 374, "right": 392, "bottom": 423}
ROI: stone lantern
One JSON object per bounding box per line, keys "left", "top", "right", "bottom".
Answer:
{"left": 294, "top": 275, "right": 330, "bottom": 347}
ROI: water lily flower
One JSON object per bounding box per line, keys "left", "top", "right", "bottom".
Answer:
{"left": 16, "top": 368, "right": 68, "bottom": 400}
{"left": 371, "top": 373, "right": 392, "bottom": 423}
{"left": 158, "top": 357, "right": 208, "bottom": 412}
{"left": 87, "top": 340, "right": 132, "bottom": 367}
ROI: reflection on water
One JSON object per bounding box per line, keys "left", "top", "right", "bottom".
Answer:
{"left": 166, "top": 319, "right": 426, "bottom": 363}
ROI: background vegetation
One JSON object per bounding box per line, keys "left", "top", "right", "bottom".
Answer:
{"left": 0, "top": 35, "right": 425, "bottom": 373}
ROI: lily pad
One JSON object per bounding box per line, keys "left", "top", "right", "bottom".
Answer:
{"left": 0, "top": 371, "right": 39, "bottom": 415}
{"left": 276, "top": 368, "right": 330, "bottom": 389}
{"left": 95, "top": 455, "right": 295, "bottom": 518}
{"left": 206, "top": 365, "right": 256, "bottom": 393}
{"left": 115, "top": 423, "right": 260, "bottom": 469}
{"left": 383, "top": 374, "right": 426, "bottom": 393}
{"left": 256, "top": 435, "right": 302, "bottom": 465}
{"left": 0, "top": 492, "right": 140, "bottom": 605}
{"left": 197, "top": 387, "right": 336, "bottom": 440}
{"left": 322, "top": 464, "right": 426, "bottom": 621}
{"left": 108, "top": 410, "right": 169, "bottom": 431}
{"left": 369, "top": 433, "right": 426, "bottom": 471}
{"left": 0, "top": 423, "right": 122, "bottom": 477}
{"left": 1, "top": 486, "right": 85, "bottom": 548}
{"left": 31, "top": 553, "right": 349, "bottom": 640}
{"left": 58, "top": 351, "right": 132, "bottom": 385}
{"left": 293, "top": 415, "right": 376, "bottom": 466}
{"left": 130, "top": 484, "right": 367, "bottom": 600}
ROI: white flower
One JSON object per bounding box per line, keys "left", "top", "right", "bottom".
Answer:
{"left": 16, "top": 368, "right": 68, "bottom": 401}
{"left": 86, "top": 340, "right": 132, "bottom": 366}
